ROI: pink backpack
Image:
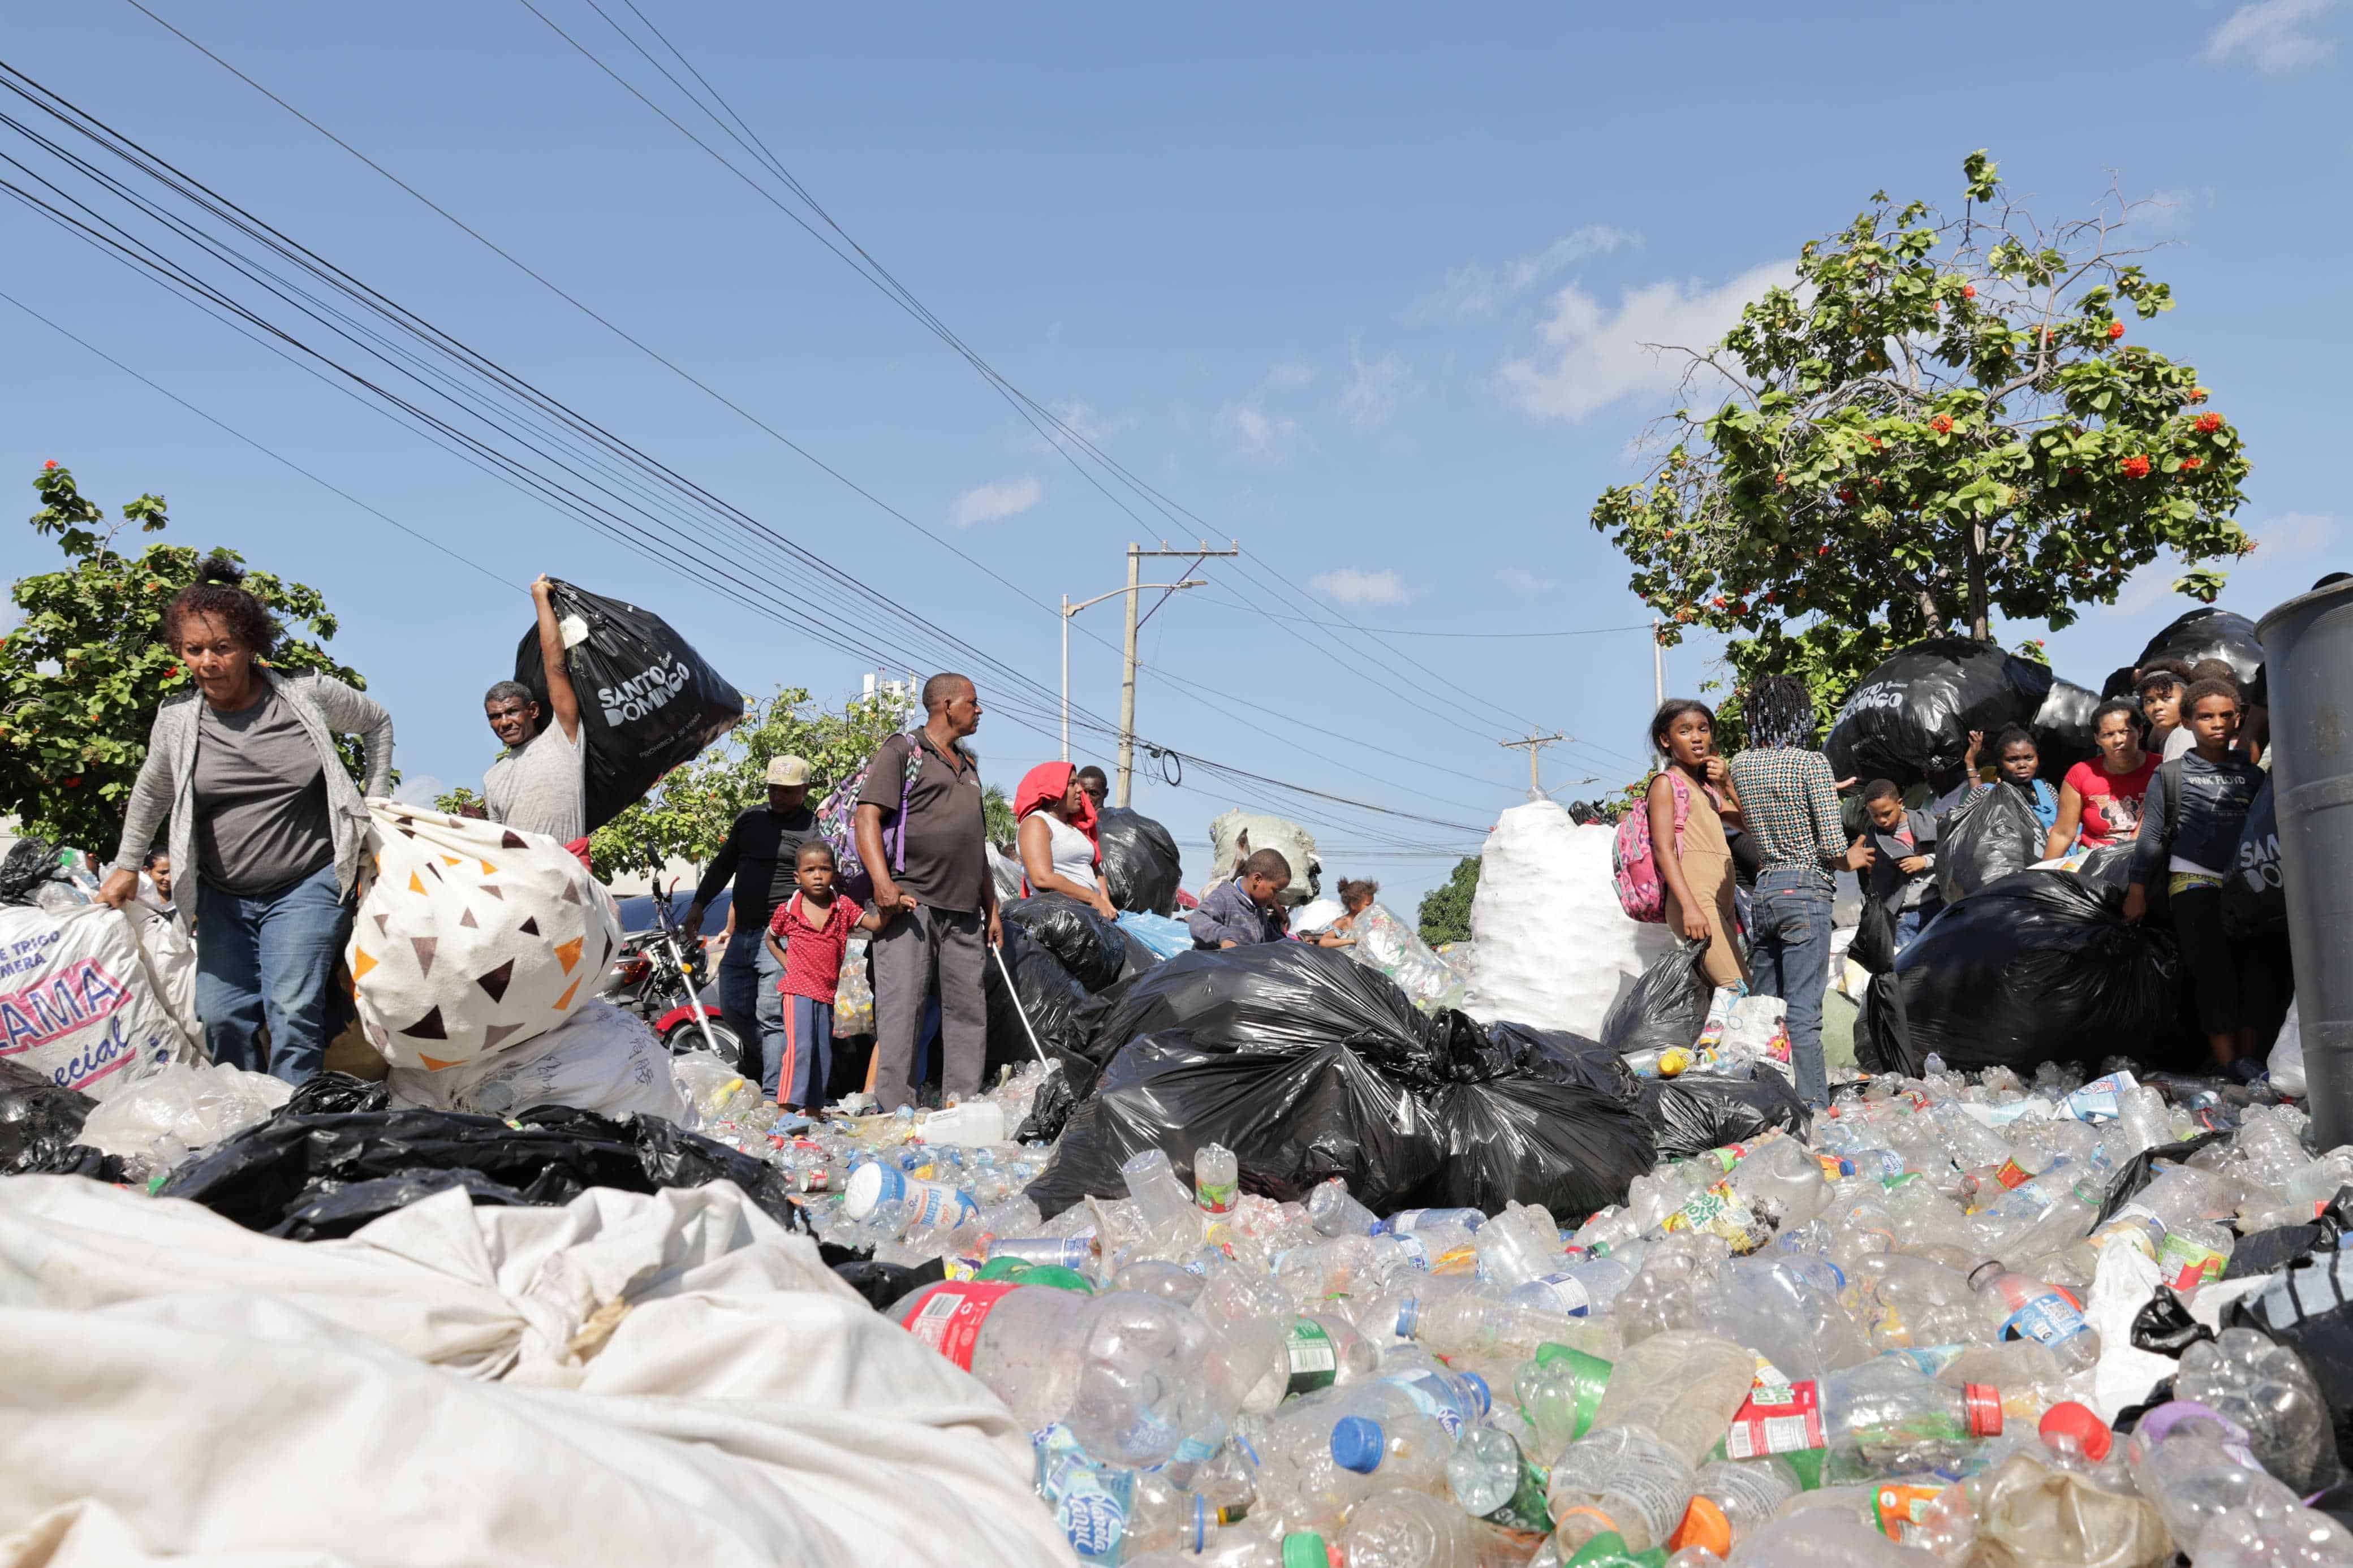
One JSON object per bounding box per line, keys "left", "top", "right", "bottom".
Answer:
{"left": 1613, "top": 770, "right": 1699, "bottom": 923}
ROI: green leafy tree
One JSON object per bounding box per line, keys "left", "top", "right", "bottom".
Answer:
{"left": 1416, "top": 854, "right": 1481, "bottom": 946}
{"left": 982, "top": 783, "right": 1015, "bottom": 846}
{"left": 2, "top": 462, "right": 372, "bottom": 852}
{"left": 583, "top": 685, "right": 915, "bottom": 882}
{"left": 1592, "top": 152, "right": 2253, "bottom": 712}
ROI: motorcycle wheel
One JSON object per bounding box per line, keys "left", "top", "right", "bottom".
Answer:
{"left": 660, "top": 1015, "right": 744, "bottom": 1062}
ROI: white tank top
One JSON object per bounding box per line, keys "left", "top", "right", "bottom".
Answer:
{"left": 1040, "top": 811, "right": 1099, "bottom": 891}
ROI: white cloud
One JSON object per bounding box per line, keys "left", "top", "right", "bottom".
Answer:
{"left": 1265, "top": 362, "right": 1316, "bottom": 391}
{"left": 391, "top": 774, "right": 448, "bottom": 807}
{"left": 1312, "top": 567, "right": 1409, "bottom": 606}
{"left": 1495, "top": 567, "right": 1557, "bottom": 601}
{"left": 1495, "top": 261, "right": 1795, "bottom": 424}
{"left": 948, "top": 474, "right": 1043, "bottom": 527}
{"left": 2204, "top": 0, "right": 2341, "bottom": 72}
{"left": 1338, "top": 345, "right": 1417, "bottom": 433}
{"left": 2252, "top": 511, "right": 2337, "bottom": 561}
{"left": 2105, "top": 564, "right": 2186, "bottom": 619}
{"left": 1213, "top": 400, "right": 1309, "bottom": 466}
{"left": 1014, "top": 399, "right": 1135, "bottom": 456}
{"left": 1410, "top": 226, "right": 1640, "bottom": 322}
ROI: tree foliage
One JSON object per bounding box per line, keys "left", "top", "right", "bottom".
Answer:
{"left": 2, "top": 463, "right": 371, "bottom": 853}
{"left": 1593, "top": 152, "right": 2253, "bottom": 710}
{"left": 1416, "top": 854, "right": 1481, "bottom": 947}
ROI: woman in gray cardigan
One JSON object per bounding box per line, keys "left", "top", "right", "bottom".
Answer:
{"left": 96, "top": 556, "right": 394, "bottom": 1085}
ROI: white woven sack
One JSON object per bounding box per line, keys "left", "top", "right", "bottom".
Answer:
{"left": 386, "top": 999, "right": 684, "bottom": 1122}
{"left": 0, "top": 902, "right": 200, "bottom": 1098}
{"left": 348, "top": 802, "right": 620, "bottom": 1072}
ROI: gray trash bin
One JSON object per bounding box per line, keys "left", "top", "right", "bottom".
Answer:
{"left": 2256, "top": 579, "right": 2353, "bottom": 1150}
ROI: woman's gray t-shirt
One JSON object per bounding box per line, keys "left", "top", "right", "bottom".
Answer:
{"left": 192, "top": 687, "right": 334, "bottom": 895}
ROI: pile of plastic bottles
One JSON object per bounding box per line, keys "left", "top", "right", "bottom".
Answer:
{"left": 786, "top": 1051, "right": 2353, "bottom": 1568}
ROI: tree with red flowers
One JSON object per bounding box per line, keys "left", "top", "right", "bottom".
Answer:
{"left": 2, "top": 462, "right": 370, "bottom": 853}
{"left": 1591, "top": 152, "right": 2252, "bottom": 714}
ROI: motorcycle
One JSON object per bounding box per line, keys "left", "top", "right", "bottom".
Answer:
{"left": 601, "top": 880, "right": 741, "bottom": 1060}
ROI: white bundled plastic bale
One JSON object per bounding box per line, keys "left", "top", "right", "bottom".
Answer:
{"left": 75, "top": 1060, "right": 291, "bottom": 1178}
{"left": 347, "top": 801, "right": 621, "bottom": 1072}
{"left": 1205, "top": 809, "right": 1321, "bottom": 906}
{"left": 2270, "top": 1002, "right": 2305, "bottom": 1097}
{"left": 386, "top": 999, "right": 684, "bottom": 1122}
{"left": 984, "top": 841, "right": 1024, "bottom": 906}
{"left": 0, "top": 902, "right": 200, "bottom": 1099}
{"left": 1344, "top": 902, "right": 1468, "bottom": 1015}
{"left": 1290, "top": 898, "right": 1346, "bottom": 936}
{"left": 1463, "top": 802, "right": 1671, "bottom": 1039}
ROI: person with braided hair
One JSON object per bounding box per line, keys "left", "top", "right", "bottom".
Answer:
{"left": 1726, "top": 674, "right": 1870, "bottom": 1108}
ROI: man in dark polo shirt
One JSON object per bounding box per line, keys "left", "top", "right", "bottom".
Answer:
{"left": 856, "top": 672, "right": 1001, "bottom": 1111}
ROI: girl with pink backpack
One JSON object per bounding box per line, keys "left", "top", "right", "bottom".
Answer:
{"left": 1614, "top": 699, "right": 1748, "bottom": 1042}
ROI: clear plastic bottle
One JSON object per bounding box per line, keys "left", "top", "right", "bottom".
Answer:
{"left": 1124, "top": 1147, "right": 1208, "bottom": 1258}
{"left": 1476, "top": 1204, "right": 1567, "bottom": 1288}
{"left": 1726, "top": 1136, "right": 1831, "bottom": 1228}
{"left": 1701, "top": 1252, "right": 1872, "bottom": 1381}
{"left": 1339, "top": 1488, "right": 1483, "bottom": 1568}
{"left": 1119, "top": 1470, "right": 1253, "bottom": 1559}
{"left": 2125, "top": 1399, "right": 2307, "bottom": 1555}
{"left": 2175, "top": 1327, "right": 2347, "bottom": 1495}
{"left": 1446, "top": 1426, "right": 1555, "bottom": 1534}
{"left": 1195, "top": 1142, "right": 1240, "bottom": 1215}
{"left": 1306, "top": 1178, "right": 1382, "bottom": 1237}
{"left": 1669, "top": 1455, "right": 1804, "bottom": 1557}
{"left": 1518, "top": 1345, "right": 1618, "bottom": 1462}
{"left": 1588, "top": 1330, "right": 1756, "bottom": 1466}
{"left": 1971, "top": 1268, "right": 2100, "bottom": 1372}
{"left": 1394, "top": 1289, "right": 1616, "bottom": 1362}
{"left": 1511, "top": 1252, "right": 1643, "bottom": 1320}
{"left": 1546, "top": 1424, "right": 1699, "bottom": 1554}
{"left": 2156, "top": 1217, "right": 2236, "bottom": 1291}
{"left": 1386, "top": 1207, "right": 1490, "bottom": 1235}
{"left": 1328, "top": 1400, "right": 1455, "bottom": 1497}
{"left": 1811, "top": 1357, "right": 2002, "bottom": 1475}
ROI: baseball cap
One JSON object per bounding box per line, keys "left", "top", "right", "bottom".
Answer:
{"left": 765, "top": 755, "right": 812, "bottom": 787}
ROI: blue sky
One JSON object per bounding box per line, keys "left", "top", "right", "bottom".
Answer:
{"left": 3, "top": 0, "right": 2346, "bottom": 904}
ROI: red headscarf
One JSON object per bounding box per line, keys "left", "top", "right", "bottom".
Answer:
{"left": 1014, "top": 761, "right": 1100, "bottom": 862}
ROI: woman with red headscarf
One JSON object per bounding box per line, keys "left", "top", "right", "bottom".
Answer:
{"left": 1015, "top": 761, "right": 1117, "bottom": 921}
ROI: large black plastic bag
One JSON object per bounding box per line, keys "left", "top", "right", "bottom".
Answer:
{"left": 1002, "top": 894, "right": 1128, "bottom": 992}
{"left": 2139, "top": 607, "right": 2266, "bottom": 705}
{"left": 513, "top": 578, "right": 745, "bottom": 832}
{"left": 2223, "top": 776, "right": 2286, "bottom": 939}
{"left": 1083, "top": 943, "right": 1446, "bottom": 1087}
{"left": 1639, "top": 1073, "right": 1811, "bottom": 1157}
{"left": 1859, "top": 871, "right": 2191, "bottom": 1077}
{"left": 0, "top": 1058, "right": 124, "bottom": 1180}
{"left": 1938, "top": 782, "right": 2046, "bottom": 904}
{"left": 1484, "top": 1022, "right": 1640, "bottom": 1103}
{"left": 1850, "top": 892, "right": 1901, "bottom": 978}
{"left": 1416, "top": 1073, "right": 1656, "bottom": 1219}
{"left": 1097, "top": 806, "right": 1184, "bottom": 915}
{"left": 1828, "top": 638, "right": 2087, "bottom": 787}
{"left": 157, "top": 1105, "right": 807, "bottom": 1238}
{"left": 1025, "top": 1034, "right": 1445, "bottom": 1219}
{"left": 981, "top": 922, "right": 1093, "bottom": 1082}
{"left": 1599, "top": 941, "right": 1711, "bottom": 1059}
{"left": 2225, "top": 1251, "right": 2353, "bottom": 1480}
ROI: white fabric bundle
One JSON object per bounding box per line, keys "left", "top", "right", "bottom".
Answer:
{"left": 386, "top": 998, "right": 684, "bottom": 1122}
{"left": 1204, "top": 810, "right": 1321, "bottom": 906}
{"left": 0, "top": 901, "right": 200, "bottom": 1099}
{"left": 1464, "top": 804, "right": 1671, "bottom": 1039}
{"left": 347, "top": 802, "right": 620, "bottom": 1072}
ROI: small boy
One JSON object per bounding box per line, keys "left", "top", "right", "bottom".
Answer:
{"left": 2125, "top": 677, "right": 2281, "bottom": 1073}
{"left": 1187, "top": 848, "right": 1292, "bottom": 949}
{"left": 1852, "top": 779, "right": 1942, "bottom": 953}
{"left": 765, "top": 840, "right": 886, "bottom": 1110}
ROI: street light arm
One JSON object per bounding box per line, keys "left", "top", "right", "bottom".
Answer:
{"left": 1063, "top": 580, "right": 1206, "bottom": 617}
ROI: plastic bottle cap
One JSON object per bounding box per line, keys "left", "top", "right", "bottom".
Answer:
{"left": 1281, "top": 1534, "right": 1331, "bottom": 1568}
{"left": 1460, "top": 1371, "right": 1493, "bottom": 1416}
{"left": 1669, "top": 1496, "right": 1732, "bottom": 1558}
{"left": 2039, "top": 1401, "right": 2112, "bottom": 1461}
{"left": 1962, "top": 1384, "right": 2005, "bottom": 1438}
{"left": 1330, "top": 1416, "right": 1386, "bottom": 1474}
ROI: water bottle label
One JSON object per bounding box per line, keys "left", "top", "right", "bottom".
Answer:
{"left": 900, "top": 1280, "right": 1022, "bottom": 1371}
{"left": 1523, "top": 1273, "right": 1592, "bottom": 1317}
{"left": 1999, "top": 1293, "right": 2090, "bottom": 1347}
{"left": 1195, "top": 1178, "right": 1238, "bottom": 1215}
{"left": 1388, "top": 1234, "right": 1433, "bottom": 1272}
{"left": 1723, "top": 1378, "right": 1825, "bottom": 1457}
{"left": 2065, "top": 1071, "right": 2137, "bottom": 1122}
{"left": 1389, "top": 1207, "right": 1485, "bottom": 1233}
{"left": 2157, "top": 1231, "right": 2227, "bottom": 1289}
{"left": 1386, "top": 1372, "right": 1466, "bottom": 1436}
{"left": 1033, "top": 1424, "right": 1136, "bottom": 1563}
{"left": 1284, "top": 1320, "right": 1340, "bottom": 1397}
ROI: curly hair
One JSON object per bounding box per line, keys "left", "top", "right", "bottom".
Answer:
{"left": 1743, "top": 675, "right": 1817, "bottom": 750}
{"left": 1337, "top": 877, "right": 1380, "bottom": 910}
{"left": 162, "top": 554, "right": 278, "bottom": 657}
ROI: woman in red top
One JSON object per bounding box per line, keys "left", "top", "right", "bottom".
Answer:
{"left": 2047, "top": 699, "right": 2158, "bottom": 858}
{"left": 764, "top": 840, "right": 887, "bottom": 1109}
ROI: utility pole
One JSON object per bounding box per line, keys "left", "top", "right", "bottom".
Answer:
{"left": 1652, "top": 615, "right": 1666, "bottom": 768}
{"left": 1499, "top": 732, "right": 1566, "bottom": 801}
{"left": 1117, "top": 540, "right": 1239, "bottom": 805}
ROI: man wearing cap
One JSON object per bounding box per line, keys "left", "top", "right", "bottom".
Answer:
{"left": 686, "top": 755, "right": 820, "bottom": 1093}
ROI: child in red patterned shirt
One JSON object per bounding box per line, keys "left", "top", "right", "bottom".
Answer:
{"left": 764, "top": 840, "right": 887, "bottom": 1109}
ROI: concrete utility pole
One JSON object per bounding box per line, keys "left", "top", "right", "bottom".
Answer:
{"left": 1117, "top": 541, "right": 1239, "bottom": 805}
{"left": 1500, "top": 732, "right": 1566, "bottom": 801}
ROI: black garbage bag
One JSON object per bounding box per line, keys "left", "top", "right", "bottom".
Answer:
{"left": 1413, "top": 1074, "right": 1656, "bottom": 1219}
{"left": 1850, "top": 892, "right": 1902, "bottom": 978}
{"left": 1938, "top": 782, "right": 2046, "bottom": 904}
{"left": 2031, "top": 676, "right": 2102, "bottom": 778}
{"left": 1117, "top": 928, "right": 1161, "bottom": 983}
{"left": 981, "top": 922, "right": 1092, "bottom": 1081}
{"left": 2223, "top": 777, "right": 2286, "bottom": 939}
{"left": 157, "top": 1104, "right": 807, "bottom": 1238}
{"left": 1025, "top": 1033, "right": 1446, "bottom": 1219}
{"left": 2091, "top": 1130, "right": 2231, "bottom": 1227}
{"left": 1081, "top": 943, "right": 1446, "bottom": 1088}
{"left": 274, "top": 1168, "right": 540, "bottom": 1242}
{"left": 0, "top": 1058, "right": 124, "bottom": 1180}
{"left": 1859, "top": 871, "right": 2192, "bottom": 1077}
{"left": 1003, "top": 894, "right": 1128, "bottom": 992}
{"left": 1484, "top": 1022, "right": 1639, "bottom": 1103}
{"left": 284, "top": 1072, "right": 390, "bottom": 1116}
{"left": 2138, "top": 607, "right": 2266, "bottom": 706}
{"left": 1638, "top": 1073, "right": 1811, "bottom": 1157}
{"left": 1097, "top": 806, "right": 1183, "bottom": 915}
{"left": 0, "top": 837, "right": 66, "bottom": 906}
{"left": 1827, "top": 638, "right": 2068, "bottom": 787}
{"left": 514, "top": 577, "right": 745, "bottom": 832}
{"left": 2225, "top": 1251, "right": 2353, "bottom": 1482}
{"left": 1599, "top": 941, "right": 1712, "bottom": 1059}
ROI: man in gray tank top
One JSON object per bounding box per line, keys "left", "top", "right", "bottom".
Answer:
{"left": 482, "top": 574, "right": 587, "bottom": 843}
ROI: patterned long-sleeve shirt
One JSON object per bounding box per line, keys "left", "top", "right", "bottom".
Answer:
{"left": 1727, "top": 746, "right": 1846, "bottom": 894}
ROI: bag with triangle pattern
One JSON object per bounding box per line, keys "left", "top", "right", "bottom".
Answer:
{"left": 346, "top": 802, "right": 621, "bottom": 1072}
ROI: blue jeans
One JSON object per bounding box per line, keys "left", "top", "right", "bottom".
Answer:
{"left": 773, "top": 993, "right": 835, "bottom": 1108}
{"left": 1893, "top": 902, "right": 1936, "bottom": 956}
{"left": 718, "top": 927, "right": 767, "bottom": 1074}
{"left": 194, "top": 862, "right": 349, "bottom": 1087}
{"left": 1749, "top": 868, "right": 1834, "bottom": 1108}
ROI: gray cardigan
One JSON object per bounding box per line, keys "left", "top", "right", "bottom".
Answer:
{"left": 109, "top": 669, "right": 395, "bottom": 918}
